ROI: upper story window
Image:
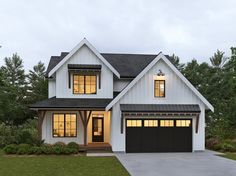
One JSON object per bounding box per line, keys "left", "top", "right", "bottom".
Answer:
{"left": 154, "top": 80, "right": 165, "bottom": 97}
{"left": 73, "top": 75, "right": 97, "bottom": 94}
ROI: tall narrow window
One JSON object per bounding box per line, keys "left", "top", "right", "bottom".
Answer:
{"left": 73, "top": 75, "right": 97, "bottom": 94}
{"left": 154, "top": 80, "right": 165, "bottom": 97}
{"left": 53, "top": 114, "right": 77, "bottom": 137}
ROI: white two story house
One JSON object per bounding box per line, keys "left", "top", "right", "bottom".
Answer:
{"left": 31, "top": 38, "right": 214, "bottom": 153}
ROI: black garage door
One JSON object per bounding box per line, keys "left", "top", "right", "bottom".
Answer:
{"left": 126, "top": 119, "right": 192, "bottom": 153}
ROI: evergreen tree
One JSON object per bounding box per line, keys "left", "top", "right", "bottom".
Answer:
{"left": 27, "top": 61, "right": 48, "bottom": 103}
{"left": 210, "top": 50, "right": 228, "bottom": 68}
{"left": 0, "top": 53, "right": 28, "bottom": 125}
{"left": 169, "top": 54, "right": 185, "bottom": 71}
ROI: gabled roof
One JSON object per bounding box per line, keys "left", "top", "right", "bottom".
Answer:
{"left": 48, "top": 38, "right": 120, "bottom": 78}
{"left": 106, "top": 53, "right": 214, "bottom": 112}
{"left": 46, "top": 52, "right": 162, "bottom": 78}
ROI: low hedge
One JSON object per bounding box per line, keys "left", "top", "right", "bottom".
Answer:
{"left": 3, "top": 142, "right": 80, "bottom": 155}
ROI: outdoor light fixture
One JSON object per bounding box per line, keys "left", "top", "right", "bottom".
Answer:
{"left": 157, "top": 69, "right": 165, "bottom": 76}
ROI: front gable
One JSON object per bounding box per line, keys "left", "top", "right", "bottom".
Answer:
{"left": 119, "top": 59, "right": 204, "bottom": 105}
{"left": 56, "top": 44, "right": 114, "bottom": 98}
{"left": 48, "top": 38, "right": 120, "bottom": 78}
{"left": 106, "top": 54, "right": 213, "bottom": 111}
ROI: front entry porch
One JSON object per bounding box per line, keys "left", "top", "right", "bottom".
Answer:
{"left": 79, "top": 142, "right": 112, "bottom": 152}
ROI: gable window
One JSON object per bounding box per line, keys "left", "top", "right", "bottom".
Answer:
{"left": 73, "top": 75, "right": 97, "bottom": 94}
{"left": 53, "top": 114, "right": 77, "bottom": 137}
{"left": 154, "top": 80, "right": 165, "bottom": 97}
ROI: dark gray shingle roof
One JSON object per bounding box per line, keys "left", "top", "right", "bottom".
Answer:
{"left": 45, "top": 52, "right": 170, "bottom": 78}
{"left": 101, "top": 53, "right": 158, "bottom": 78}
{"left": 30, "top": 97, "right": 112, "bottom": 109}
{"left": 120, "top": 104, "right": 200, "bottom": 113}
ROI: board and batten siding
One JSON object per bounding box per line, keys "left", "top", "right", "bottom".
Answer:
{"left": 42, "top": 111, "right": 111, "bottom": 144}
{"left": 110, "top": 59, "right": 206, "bottom": 152}
{"left": 55, "top": 45, "right": 114, "bottom": 98}
{"left": 48, "top": 79, "right": 56, "bottom": 98}
{"left": 113, "top": 79, "right": 131, "bottom": 92}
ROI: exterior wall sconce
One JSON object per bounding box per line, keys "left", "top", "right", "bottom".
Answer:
{"left": 157, "top": 69, "right": 165, "bottom": 76}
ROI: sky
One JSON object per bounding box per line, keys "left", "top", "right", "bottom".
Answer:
{"left": 0, "top": 0, "right": 235, "bottom": 71}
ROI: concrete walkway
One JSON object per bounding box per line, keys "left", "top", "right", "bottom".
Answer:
{"left": 116, "top": 150, "right": 236, "bottom": 176}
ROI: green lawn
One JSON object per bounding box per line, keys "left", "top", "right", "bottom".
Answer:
{"left": 0, "top": 154, "right": 129, "bottom": 176}
{"left": 219, "top": 153, "right": 236, "bottom": 161}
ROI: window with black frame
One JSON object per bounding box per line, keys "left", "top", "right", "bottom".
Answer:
{"left": 53, "top": 114, "right": 77, "bottom": 137}
{"left": 73, "top": 75, "right": 97, "bottom": 94}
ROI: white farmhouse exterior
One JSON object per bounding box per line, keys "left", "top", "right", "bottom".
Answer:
{"left": 31, "top": 38, "right": 213, "bottom": 153}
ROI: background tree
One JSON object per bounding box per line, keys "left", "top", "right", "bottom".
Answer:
{"left": 169, "top": 54, "right": 185, "bottom": 71}
{"left": 0, "top": 53, "right": 28, "bottom": 125}
{"left": 210, "top": 49, "right": 228, "bottom": 68}
{"left": 27, "top": 61, "right": 48, "bottom": 104}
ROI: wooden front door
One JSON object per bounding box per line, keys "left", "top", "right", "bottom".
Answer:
{"left": 92, "top": 116, "right": 104, "bottom": 142}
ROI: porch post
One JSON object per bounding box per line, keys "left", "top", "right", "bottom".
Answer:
{"left": 37, "top": 110, "right": 46, "bottom": 140}
{"left": 79, "top": 110, "right": 92, "bottom": 146}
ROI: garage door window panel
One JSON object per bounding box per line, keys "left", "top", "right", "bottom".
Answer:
{"left": 127, "top": 120, "right": 142, "bottom": 127}
{"left": 144, "top": 120, "right": 158, "bottom": 127}
{"left": 160, "top": 120, "right": 174, "bottom": 127}
{"left": 176, "top": 120, "right": 191, "bottom": 127}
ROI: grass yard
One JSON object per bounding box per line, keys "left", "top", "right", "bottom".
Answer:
{"left": 219, "top": 153, "right": 236, "bottom": 161}
{"left": 0, "top": 153, "right": 129, "bottom": 176}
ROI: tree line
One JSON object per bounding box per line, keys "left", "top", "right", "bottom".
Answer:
{"left": 0, "top": 48, "right": 236, "bottom": 141}
{"left": 0, "top": 54, "right": 47, "bottom": 125}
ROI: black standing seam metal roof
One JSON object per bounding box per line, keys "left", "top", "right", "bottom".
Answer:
{"left": 120, "top": 104, "right": 201, "bottom": 113}
{"left": 30, "top": 97, "right": 113, "bottom": 109}
{"left": 45, "top": 52, "right": 171, "bottom": 78}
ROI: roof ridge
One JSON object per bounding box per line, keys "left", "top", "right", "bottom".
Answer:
{"left": 101, "top": 53, "right": 158, "bottom": 56}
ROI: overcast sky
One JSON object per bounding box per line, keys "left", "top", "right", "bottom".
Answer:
{"left": 0, "top": 0, "right": 235, "bottom": 71}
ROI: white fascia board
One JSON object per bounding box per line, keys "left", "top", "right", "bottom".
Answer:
{"left": 161, "top": 56, "right": 214, "bottom": 112}
{"left": 106, "top": 53, "right": 214, "bottom": 112}
{"left": 48, "top": 38, "right": 120, "bottom": 78}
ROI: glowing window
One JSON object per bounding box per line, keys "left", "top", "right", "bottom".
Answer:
{"left": 154, "top": 80, "right": 165, "bottom": 97}
{"left": 126, "top": 120, "right": 142, "bottom": 127}
{"left": 73, "top": 75, "right": 97, "bottom": 94}
{"left": 53, "top": 114, "right": 77, "bottom": 137}
{"left": 176, "top": 120, "right": 191, "bottom": 127}
{"left": 144, "top": 120, "right": 158, "bottom": 127}
{"left": 160, "top": 120, "right": 174, "bottom": 127}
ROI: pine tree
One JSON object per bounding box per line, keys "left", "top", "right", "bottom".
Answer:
{"left": 27, "top": 61, "right": 48, "bottom": 103}
{"left": 0, "top": 53, "right": 28, "bottom": 125}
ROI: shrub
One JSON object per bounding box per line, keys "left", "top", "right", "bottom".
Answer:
{"left": 53, "top": 142, "right": 66, "bottom": 147}
{"left": 15, "top": 120, "right": 39, "bottom": 145}
{"left": 17, "top": 144, "right": 31, "bottom": 155}
{"left": 206, "top": 138, "right": 220, "bottom": 149}
{"left": 220, "top": 142, "right": 235, "bottom": 152}
{"left": 0, "top": 123, "right": 17, "bottom": 148}
{"left": 67, "top": 142, "right": 79, "bottom": 150}
{"left": 28, "top": 146, "right": 43, "bottom": 155}
{"left": 51, "top": 142, "right": 65, "bottom": 154}
{"left": 3, "top": 144, "right": 18, "bottom": 154}
{"left": 41, "top": 144, "right": 53, "bottom": 154}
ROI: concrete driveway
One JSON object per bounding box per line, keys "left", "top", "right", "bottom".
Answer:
{"left": 116, "top": 150, "right": 236, "bottom": 176}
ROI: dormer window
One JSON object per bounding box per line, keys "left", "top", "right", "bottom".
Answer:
{"left": 154, "top": 80, "right": 165, "bottom": 97}
{"left": 73, "top": 75, "right": 97, "bottom": 94}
